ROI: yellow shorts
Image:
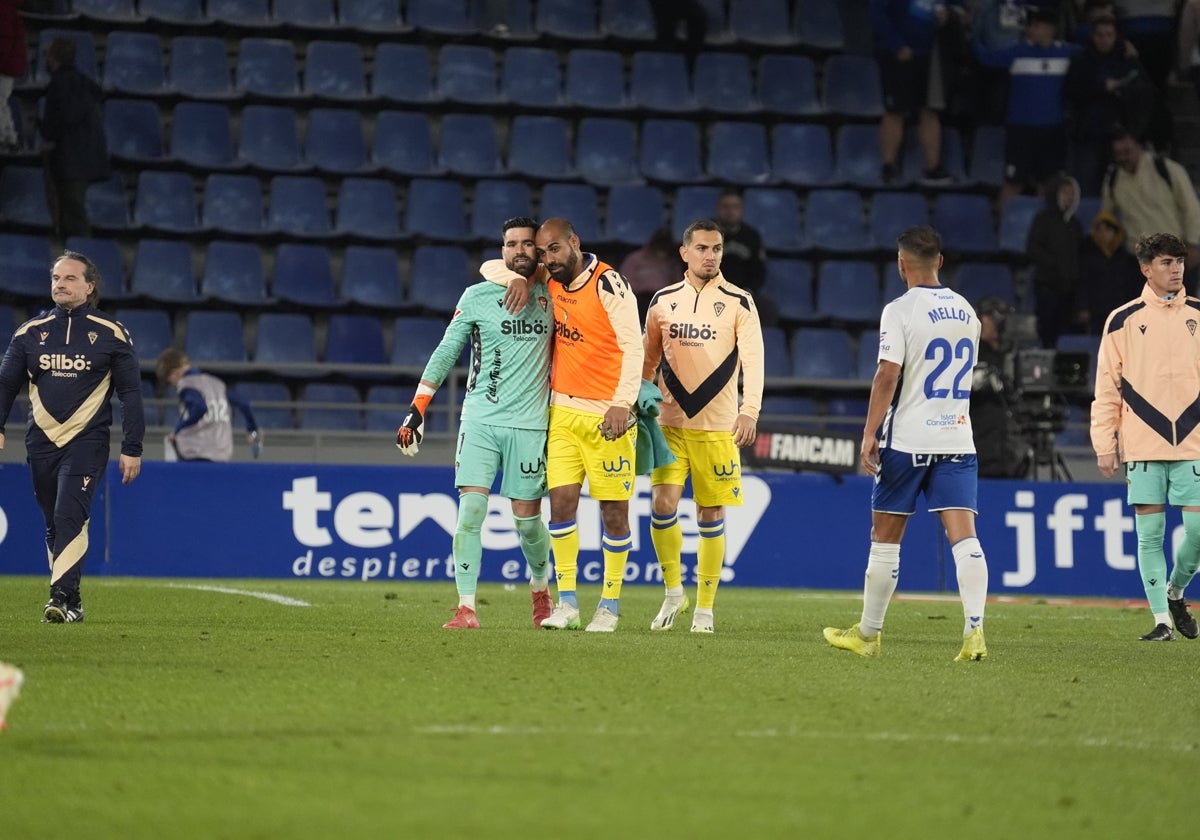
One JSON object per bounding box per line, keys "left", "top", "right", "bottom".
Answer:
{"left": 651, "top": 426, "right": 743, "bottom": 508}
{"left": 547, "top": 405, "right": 637, "bottom": 501}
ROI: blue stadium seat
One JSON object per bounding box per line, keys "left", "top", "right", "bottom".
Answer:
{"left": 64, "top": 236, "right": 126, "bottom": 301}
{"left": 404, "top": 179, "right": 469, "bottom": 241}
{"left": 816, "top": 261, "right": 882, "bottom": 322}
{"left": 834, "top": 124, "right": 885, "bottom": 187}
{"left": 968, "top": 125, "right": 1006, "bottom": 186}
{"left": 391, "top": 316, "right": 453, "bottom": 369}
{"left": 825, "top": 397, "right": 869, "bottom": 432}
{"left": 540, "top": 183, "right": 601, "bottom": 243}
{"left": 870, "top": 191, "right": 928, "bottom": 250}
{"left": 184, "top": 311, "right": 247, "bottom": 362}
{"left": 340, "top": 0, "right": 407, "bottom": 32}
{"left": 207, "top": 0, "right": 270, "bottom": 26}
{"left": 565, "top": 49, "right": 628, "bottom": 110}
{"left": 601, "top": 0, "right": 656, "bottom": 39}
{"left": 1055, "top": 404, "right": 1091, "bottom": 448}
{"left": 437, "top": 45, "right": 500, "bottom": 105}
{"left": 171, "top": 102, "right": 236, "bottom": 169}
{"left": 823, "top": 54, "right": 883, "bottom": 118}
{"left": 766, "top": 260, "right": 816, "bottom": 324}
{"left": 130, "top": 240, "right": 200, "bottom": 303}
{"left": 407, "top": 0, "right": 474, "bottom": 34}
{"left": 954, "top": 263, "right": 1015, "bottom": 306}
{"left": 267, "top": 176, "right": 332, "bottom": 237}
{"left": 202, "top": 174, "right": 264, "bottom": 234}
{"left": 576, "top": 117, "right": 639, "bottom": 185}
{"left": 471, "top": 179, "right": 534, "bottom": 242}
{"left": 606, "top": 184, "right": 665, "bottom": 245}
{"left": 254, "top": 312, "right": 317, "bottom": 372}
{"left": 372, "top": 110, "right": 439, "bottom": 175}
{"left": 630, "top": 51, "right": 694, "bottom": 112}
{"left": 856, "top": 329, "right": 880, "bottom": 380}
{"left": 901, "top": 126, "right": 968, "bottom": 185}
{"left": 342, "top": 246, "right": 406, "bottom": 309}
{"left": 640, "top": 119, "right": 706, "bottom": 183}
{"left": 372, "top": 44, "right": 437, "bottom": 103}
{"left": 134, "top": 170, "right": 199, "bottom": 233}
{"left": 502, "top": 47, "right": 563, "bottom": 107}
{"left": 790, "top": 328, "right": 856, "bottom": 379}
{"left": 509, "top": 115, "right": 574, "bottom": 179}
{"left": 304, "top": 41, "right": 366, "bottom": 100}
{"left": 805, "top": 190, "right": 869, "bottom": 253}
{"left": 238, "top": 105, "right": 306, "bottom": 171}
{"left": 201, "top": 241, "right": 270, "bottom": 305}
{"left": 113, "top": 308, "right": 173, "bottom": 363}
{"left": 933, "top": 194, "right": 997, "bottom": 254}
{"left": 0, "top": 234, "right": 51, "bottom": 298}
{"left": 438, "top": 113, "right": 503, "bottom": 177}
{"left": 772, "top": 124, "right": 834, "bottom": 186}
{"left": 365, "top": 385, "right": 410, "bottom": 432}
{"left": 235, "top": 39, "right": 299, "bottom": 97}
{"left": 760, "top": 395, "right": 818, "bottom": 427}
{"left": 743, "top": 187, "right": 803, "bottom": 251}
{"left": 105, "top": 99, "right": 164, "bottom": 163}
{"left": 234, "top": 382, "right": 294, "bottom": 430}
{"left": 86, "top": 176, "right": 132, "bottom": 231}
{"left": 671, "top": 185, "right": 722, "bottom": 240}
{"left": 697, "top": 0, "right": 734, "bottom": 43}
{"left": 694, "top": 52, "right": 756, "bottom": 113}
{"left": 795, "top": 0, "right": 845, "bottom": 49}
{"left": 537, "top": 0, "right": 600, "bottom": 39}
{"left": 169, "top": 37, "right": 233, "bottom": 99}
{"left": 707, "top": 122, "right": 771, "bottom": 185}
{"left": 35, "top": 30, "right": 98, "bottom": 84}
{"left": 305, "top": 108, "right": 370, "bottom": 174}
{"left": 73, "top": 0, "right": 140, "bottom": 21}
{"left": 103, "top": 32, "right": 166, "bottom": 95}
{"left": 336, "top": 178, "right": 400, "bottom": 240}
{"left": 730, "top": 0, "right": 797, "bottom": 45}
{"left": 325, "top": 314, "right": 387, "bottom": 366}
{"left": 757, "top": 55, "right": 821, "bottom": 117}
{"left": 273, "top": 243, "right": 339, "bottom": 307}
{"left": 408, "top": 246, "right": 473, "bottom": 314}
{"left": 0, "top": 166, "right": 52, "bottom": 228}
{"left": 274, "top": 0, "right": 335, "bottom": 27}
{"left": 998, "top": 195, "right": 1043, "bottom": 254}
{"left": 299, "top": 383, "right": 364, "bottom": 431}
{"left": 141, "top": 0, "right": 203, "bottom": 23}
{"left": 883, "top": 262, "right": 906, "bottom": 302}
{"left": 760, "top": 327, "right": 792, "bottom": 378}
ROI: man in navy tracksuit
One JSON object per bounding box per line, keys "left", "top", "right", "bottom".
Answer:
{"left": 0, "top": 251, "right": 144, "bottom": 622}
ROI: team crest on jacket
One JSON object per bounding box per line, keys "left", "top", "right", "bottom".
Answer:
{"left": 713, "top": 302, "right": 725, "bottom": 317}
{"left": 1188, "top": 319, "right": 1197, "bottom": 336}
{"left": 87, "top": 331, "right": 98, "bottom": 345}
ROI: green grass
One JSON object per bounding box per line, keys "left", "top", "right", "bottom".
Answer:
{"left": 0, "top": 575, "right": 1195, "bottom": 839}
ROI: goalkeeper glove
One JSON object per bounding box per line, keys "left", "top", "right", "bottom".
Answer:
{"left": 396, "top": 391, "right": 433, "bottom": 456}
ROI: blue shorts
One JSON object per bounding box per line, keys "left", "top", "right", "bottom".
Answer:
{"left": 871, "top": 449, "right": 979, "bottom": 515}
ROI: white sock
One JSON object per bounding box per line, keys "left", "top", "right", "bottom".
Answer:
{"left": 952, "top": 537, "right": 988, "bottom": 635}
{"left": 530, "top": 578, "right": 549, "bottom": 593}
{"left": 664, "top": 585, "right": 683, "bottom": 600}
{"left": 458, "top": 594, "right": 476, "bottom": 610}
{"left": 1167, "top": 584, "right": 1185, "bottom": 601}
{"left": 859, "top": 542, "right": 900, "bottom": 636}
{"left": 1155, "top": 611, "right": 1171, "bottom": 626}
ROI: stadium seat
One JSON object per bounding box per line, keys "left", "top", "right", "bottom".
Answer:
{"left": 0, "top": 166, "right": 52, "bottom": 228}
{"left": 509, "top": 115, "right": 574, "bottom": 179}
{"left": 772, "top": 124, "right": 834, "bottom": 186}
{"left": 502, "top": 47, "right": 563, "bottom": 108}
{"left": 794, "top": 0, "right": 845, "bottom": 50}
{"left": 825, "top": 397, "right": 869, "bottom": 432}
{"left": 671, "top": 185, "right": 722, "bottom": 240}
{"left": 697, "top": 0, "right": 734, "bottom": 43}
{"left": 998, "top": 195, "right": 1043, "bottom": 254}
{"left": 65, "top": 236, "right": 127, "bottom": 301}
{"left": 933, "top": 194, "right": 998, "bottom": 254}
{"left": 184, "top": 311, "right": 247, "bottom": 362}
{"left": 267, "top": 175, "right": 332, "bottom": 237}
{"left": 834, "top": 124, "right": 885, "bottom": 187}
{"left": 954, "top": 263, "right": 1015, "bottom": 306}
{"left": 86, "top": 176, "right": 133, "bottom": 231}
{"left": 365, "top": 385, "right": 410, "bottom": 432}
{"left": 235, "top": 39, "right": 299, "bottom": 97}
{"left": 273, "top": 243, "right": 338, "bottom": 307}
{"left": 391, "top": 316, "right": 453, "bottom": 369}
{"left": 304, "top": 108, "right": 371, "bottom": 174}
{"left": 336, "top": 178, "right": 400, "bottom": 240}
{"left": 743, "top": 187, "right": 803, "bottom": 251}
{"left": 340, "top": 0, "right": 407, "bottom": 32}
{"left": 815, "top": 261, "right": 882, "bottom": 322}
{"left": 437, "top": 45, "right": 500, "bottom": 105}
{"left": 134, "top": 170, "right": 199, "bottom": 233}
{"left": 304, "top": 41, "right": 367, "bottom": 100}
{"left": 1056, "top": 404, "right": 1091, "bottom": 448}
{"left": 805, "top": 190, "right": 869, "bottom": 253}
{"left": 729, "top": 0, "right": 797, "bottom": 45}
{"left": 575, "top": 117, "right": 639, "bottom": 186}
{"left": 694, "top": 52, "right": 757, "bottom": 114}
{"left": 882, "top": 262, "right": 906, "bottom": 302}
{"left": 630, "top": 51, "right": 694, "bottom": 112}
{"left": 901, "top": 126, "right": 968, "bottom": 185}
{"left": 207, "top": 0, "right": 270, "bottom": 26}
{"left": 822, "top": 54, "right": 883, "bottom": 118}
{"left": 407, "top": 0, "right": 474, "bottom": 34}
{"left": 234, "top": 382, "right": 294, "bottom": 429}
{"left": 856, "top": 329, "right": 880, "bottom": 380}
{"left": 324, "top": 314, "right": 387, "bottom": 367}
{"left": 202, "top": 174, "right": 264, "bottom": 234}
{"left": 540, "top": 183, "right": 602, "bottom": 243}
{"left": 274, "top": 0, "right": 335, "bottom": 27}
{"left": 73, "top": 0, "right": 140, "bottom": 21}
{"left": 130, "top": 240, "right": 200, "bottom": 302}
{"left": 760, "top": 395, "right": 818, "bottom": 427}
{"left": 759, "top": 327, "right": 792, "bottom": 379}
{"left": 408, "top": 246, "right": 473, "bottom": 314}
{"left": 238, "top": 105, "right": 307, "bottom": 171}
{"left": 404, "top": 179, "right": 469, "bottom": 241}
{"left": 766, "top": 260, "right": 816, "bottom": 324}
{"left": 968, "top": 125, "right": 1006, "bottom": 187}
{"left": 254, "top": 312, "right": 317, "bottom": 372}
{"left": 790, "top": 328, "right": 856, "bottom": 379}
{"left": 201, "top": 240, "right": 270, "bottom": 305}
{"left": 757, "top": 55, "right": 821, "bottom": 117}
{"left": 105, "top": 99, "right": 164, "bottom": 163}
{"left": 640, "top": 119, "right": 706, "bottom": 183}
{"left": 34, "top": 30, "right": 98, "bottom": 84}
{"left": 601, "top": 0, "right": 656, "bottom": 39}
{"left": 170, "top": 102, "right": 236, "bottom": 169}
{"left": 605, "top": 184, "right": 666, "bottom": 245}
{"left": 372, "top": 110, "right": 440, "bottom": 175}
{"left": 0, "top": 233, "right": 52, "bottom": 298}
{"left": 141, "top": 0, "right": 203, "bottom": 23}
{"left": 707, "top": 122, "right": 771, "bottom": 185}
{"left": 103, "top": 31, "right": 166, "bottom": 95}
{"left": 112, "top": 308, "right": 173, "bottom": 363}
{"left": 565, "top": 49, "right": 628, "bottom": 110}
{"left": 299, "top": 383, "right": 364, "bottom": 431}
{"left": 537, "top": 0, "right": 600, "bottom": 39}
{"left": 471, "top": 179, "right": 534, "bottom": 241}
{"left": 372, "top": 44, "right": 437, "bottom": 103}
{"left": 438, "top": 113, "right": 503, "bottom": 177}
{"left": 341, "top": 246, "right": 406, "bottom": 309}
{"left": 870, "top": 191, "right": 928, "bottom": 250}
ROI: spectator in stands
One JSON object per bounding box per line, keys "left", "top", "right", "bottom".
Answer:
{"left": 621, "top": 226, "right": 682, "bottom": 320}
{"left": 714, "top": 189, "right": 777, "bottom": 326}
{"left": 970, "top": 296, "right": 1028, "bottom": 478}
{"left": 39, "top": 37, "right": 109, "bottom": 238}
{"left": 1077, "top": 211, "right": 1141, "bottom": 334}
{"left": 651, "top": 0, "right": 706, "bottom": 72}
{"left": 1178, "top": 0, "right": 1200, "bottom": 112}
{"left": 969, "top": 0, "right": 1030, "bottom": 125}
{"left": 156, "top": 349, "right": 261, "bottom": 463}
{"left": 869, "top": 0, "right": 959, "bottom": 185}
{"left": 1028, "top": 173, "right": 1085, "bottom": 347}
{"left": 1118, "top": 0, "right": 1175, "bottom": 149}
{"left": 0, "top": 0, "right": 26, "bottom": 153}
{"left": 974, "top": 7, "right": 1080, "bottom": 205}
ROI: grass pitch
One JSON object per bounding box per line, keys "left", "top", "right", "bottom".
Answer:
{"left": 0, "top": 575, "right": 1195, "bottom": 839}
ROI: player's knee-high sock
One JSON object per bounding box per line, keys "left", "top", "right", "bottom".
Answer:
{"left": 695, "top": 518, "right": 725, "bottom": 610}
{"left": 598, "top": 530, "right": 631, "bottom": 614}
{"left": 514, "top": 513, "right": 550, "bottom": 588}
{"left": 1136, "top": 512, "right": 1170, "bottom": 622}
{"left": 650, "top": 512, "right": 683, "bottom": 591}
{"left": 859, "top": 542, "right": 900, "bottom": 637}
{"left": 549, "top": 519, "right": 579, "bottom": 608}
{"left": 452, "top": 492, "right": 488, "bottom": 609}
{"left": 951, "top": 537, "right": 988, "bottom": 635}
{"left": 1168, "top": 510, "right": 1200, "bottom": 598}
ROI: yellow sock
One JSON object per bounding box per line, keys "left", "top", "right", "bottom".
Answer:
{"left": 696, "top": 519, "right": 725, "bottom": 609}
{"left": 601, "top": 530, "right": 632, "bottom": 601}
{"left": 549, "top": 520, "right": 579, "bottom": 595}
{"left": 650, "top": 512, "right": 683, "bottom": 589}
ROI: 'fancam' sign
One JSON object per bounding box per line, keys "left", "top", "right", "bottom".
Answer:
{"left": 744, "top": 428, "right": 859, "bottom": 474}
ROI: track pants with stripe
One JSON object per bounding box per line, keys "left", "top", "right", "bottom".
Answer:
{"left": 30, "top": 440, "right": 109, "bottom": 598}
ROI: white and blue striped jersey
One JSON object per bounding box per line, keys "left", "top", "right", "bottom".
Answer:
{"left": 876, "top": 285, "right": 979, "bottom": 455}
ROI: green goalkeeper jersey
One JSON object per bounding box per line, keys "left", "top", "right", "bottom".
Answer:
{"left": 420, "top": 270, "right": 553, "bottom": 431}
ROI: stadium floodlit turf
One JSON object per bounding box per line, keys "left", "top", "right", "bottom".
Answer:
{"left": 0, "top": 575, "right": 1195, "bottom": 838}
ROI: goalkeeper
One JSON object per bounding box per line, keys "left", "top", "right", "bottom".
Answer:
{"left": 397, "top": 217, "right": 555, "bottom": 630}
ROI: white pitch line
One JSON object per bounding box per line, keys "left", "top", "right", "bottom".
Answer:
{"left": 164, "top": 583, "right": 311, "bottom": 607}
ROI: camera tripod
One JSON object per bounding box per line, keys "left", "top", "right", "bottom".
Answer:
{"left": 1019, "top": 425, "right": 1073, "bottom": 481}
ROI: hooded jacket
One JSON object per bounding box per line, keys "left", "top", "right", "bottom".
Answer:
{"left": 1077, "top": 212, "right": 1141, "bottom": 335}
{"left": 1027, "top": 174, "right": 1082, "bottom": 297}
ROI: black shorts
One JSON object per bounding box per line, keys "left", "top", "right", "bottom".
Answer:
{"left": 880, "top": 53, "right": 933, "bottom": 116}
{"left": 1004, "top": 124, "right": 1066, "bottom": 189}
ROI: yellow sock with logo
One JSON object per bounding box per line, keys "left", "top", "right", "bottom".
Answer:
{"left": 600, "top": 530, "right": 631, "bottom": 607}
{"left": 650, "top": 512, "right": 683, "bottom": 589}
{"left": 549, "top": 519, "right": 579, "bottom": 608}
{"left": 695, "top": 519, "right": 725, "bottom": 609}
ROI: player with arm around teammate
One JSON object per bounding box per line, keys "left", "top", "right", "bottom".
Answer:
{"left": 396, "top": 217, "right": 555, "bottom": 629}
{"left": 823, "top": 226, "right": 990, "bottom": 661}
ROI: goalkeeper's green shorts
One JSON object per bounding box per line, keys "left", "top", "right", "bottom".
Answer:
{"left": 454, "top": 419, "right": 547, "bottom": 501}
{"left": 1125, "top": 459, "right": 1200, "bottom": 507}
